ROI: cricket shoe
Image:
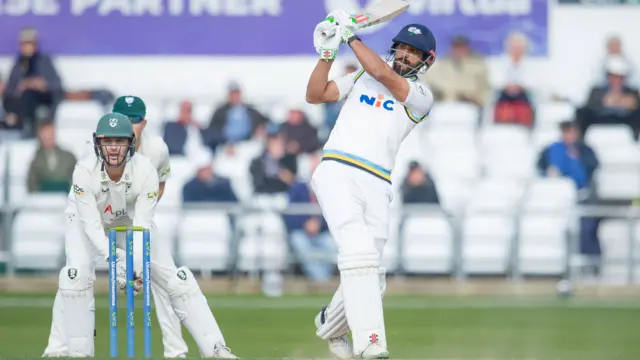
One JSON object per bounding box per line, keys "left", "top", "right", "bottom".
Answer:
{"left": 213, "top": 344, "right": 239, "bottom": 359}
{"left": 41, "top": 353, "right": 67, "bottom": 358}
{"left": 315, "top": 306, "right": 354, "bottom": 359}
{"left": 359, "top": 342, "right": 389, "bottom": 360}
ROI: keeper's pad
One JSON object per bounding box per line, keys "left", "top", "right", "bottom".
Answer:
{"left": 167, "top": 267, "right": 225, "bottom": 357}
{"left": 151, "top": 280, "right": 189, "bottom": 358}
{"left": 58, "top": 266, "right": 95, "bottom": 357}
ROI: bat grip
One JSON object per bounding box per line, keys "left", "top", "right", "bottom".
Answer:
{"left": 322, "top": 27, "right": 337, "bottom": 38}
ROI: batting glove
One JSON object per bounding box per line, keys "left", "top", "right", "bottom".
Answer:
{"left": 314, "top": 20, "right": 341, "bottom": 61}
{"left": 327, "top": 10, "right": 358, "bottom": 32}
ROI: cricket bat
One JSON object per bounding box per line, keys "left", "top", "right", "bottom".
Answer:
{"left": 322, "top": 0, "right": 409, "bottom": 38}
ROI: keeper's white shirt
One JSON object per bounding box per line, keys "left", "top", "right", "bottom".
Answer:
{"left": 322, "top": 68, "right": 434, "bottom": 184}
{"left": 66, "top": 153, "right": 159, "bottom": 259}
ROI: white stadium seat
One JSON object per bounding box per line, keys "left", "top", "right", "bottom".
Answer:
{"left": 532, "top": 127, "right": 560, "bottom": 152}
{"left": 598, "top": 219, "right": 640, "bottom": 262}
{"left": 55, "top": 101, "right": 106, "bottom": 130}
{"left": 215, "top": 140, "right": 265, "bottom": 203}
{"left": 236, "top": 212, "right": 288, "bottom": 272}
{"left": 177, "top": 210, "right": 232, "bottom": 273}
{"left": 143, "top": 100, "right": 165, "bottom": 136}
{"left": 535, "top": 102, "right": 575, "bottom": 129}
{"left": 522, "top": 178, "right": 577, "bottom": 213}
{"left": 424, "top": 128, "right": 477, "bottom": 154}
{"left": 594, "top": 145, "right": 640, "bottom": 200}
{"left": 482, "top": 147, "right": 535, "bottom": 180}
{"left": 383, "top": 214, "right": 402, "bottom": 273}
{"left": 427, "top": 101, "right": 479, "bottom": 129}
{"left": 585, "top": 124, "right": 635, "bottom": 151}
{"left": 392, "top": 129, "right": 425, "bottom": 184}
{"left": 428, "top": 148, "right": 480, "bottom": 181}
{"left": 23, "top": 192, "right": 68, "bottom": 209}
{"left": 401, "top": 213, "right": 454, "bottom": 274}
{"left": 156, "top": 156, "right": 196, "bottom": 209}
{"left": 192, "top": 102, "right": 215, "bottom": 128}
{"left": 57, "top": 129, "right": 91, "bottom": 159}
{"left": 8, "top": 140, "right": 38, "bottom": 205}
{"left": 479, "top": 125, "right": 531, "bottom": 153}
{"left": 517, "top": 215, "right": 568, "bottom": 275}
{"left": 465, "top": 178, "right": 526, "bottom": 213}
{"left": 600, "top": 265, "right": 640, "bottom": 285}
{"left": 598, "top": 219, "right": 640, "bottom": 284}
{"left": 434, "top": 177, "right": 475, "bottom": 213}
{"left": 461, "top": 214, "right": 515, "bottom": 274}
{"left": 11, "top": 210, "right": 66, "bottom": 270}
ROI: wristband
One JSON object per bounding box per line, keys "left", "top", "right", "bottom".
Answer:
{"left": 347, "top": 35, "right": 361, "bottom": 46}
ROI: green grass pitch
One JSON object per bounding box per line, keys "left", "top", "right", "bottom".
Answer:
{"left": 0, "top": 294, "right": 638, "bottom": 359}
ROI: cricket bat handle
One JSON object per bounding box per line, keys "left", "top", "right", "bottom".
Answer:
{"left": 321, "top": 27, "right": 337, "bottom": 38}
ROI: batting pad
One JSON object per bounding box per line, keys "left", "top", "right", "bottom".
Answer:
{"left": 58, "top": 266, "right": 95, "bottom": 357}
{"left": 316, "top": 267, "right": 387, "bottom": 340}
{"left": 167, "top": 267, "right": 225, "bottom": 357}
{"left": 340, "top": 266, "right": 387, "bottom": 355}
{"left": 318, "top": 237, "right": 389, "bottom": 340}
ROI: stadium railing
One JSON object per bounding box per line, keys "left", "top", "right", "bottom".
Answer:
{"left": 0, "top": 200, "right": 638, "bottom": 285}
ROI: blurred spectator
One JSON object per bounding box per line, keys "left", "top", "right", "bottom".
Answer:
{"left": 401, "top": 161, "right": 440, "bottom": 204}
{"left": 284, "top": 154, "right": 336, "bottom": 283}
{"left": 27, "top": 121, "right": 76, "bottom": 193}
{"left": 323, "top": 63, "right": 358, "bottom": 137}
{"left": 203, "top": 81, "right": 269, "bottom": 152}
{"left": 492, "top": 32, "right": 535, "bottom": 127}
{"left": 536, "top": 121, "right": 599, "bottom": 201}
{"left": 249, "top": 132, "right": 297, "bottom": 194}
{"left": 182, "top": 150, "right": 237, "bottom": 203}
{"left": 3, "top": 28, "right": 63, "bottom": 138}
{"left": 280, "top": 104, "right": 321, "bottom": 155}
{"left": 536, "top": 120, "right": 602, "bottom": 275}
{"left": 576, "top": 56, "right": 640, "bottom": 139}
{"left": 422, "top": 35, "right": 491, "bottom": 108}
{"left": 595, "top": 36, "right": 636, "bottom": 87}
{"left": 163, "top": 100, "right": 207, "bottom": 157}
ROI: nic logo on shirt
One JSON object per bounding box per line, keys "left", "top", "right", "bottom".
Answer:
{"left": 359, "top": 94, "right": 395, "bottom": 111}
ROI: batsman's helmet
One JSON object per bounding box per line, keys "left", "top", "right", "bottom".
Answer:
{"left": 93, "top": 113, "right": 136, "bottom": 167}
{"left": 388, "top": 24, "right": 437, "bottom": 76}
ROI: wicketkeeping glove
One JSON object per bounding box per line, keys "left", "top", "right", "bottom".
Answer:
{"left": 109, "top": 248, "right": 143, "bottom": 296}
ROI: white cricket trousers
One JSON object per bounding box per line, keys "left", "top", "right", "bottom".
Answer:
{"left": 311, "top": 159, "right": 392, "bottom": 354}
{"left": 311, "top": 160, "right": 393, "bottom": 243}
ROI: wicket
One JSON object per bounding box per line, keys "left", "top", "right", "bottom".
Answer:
{"left": 108, "top": 226, "right": 152, "bottom": 358}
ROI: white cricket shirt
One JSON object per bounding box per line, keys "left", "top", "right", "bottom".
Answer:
{"left": 322, "top": 68, "right": 434, "bottom": 184}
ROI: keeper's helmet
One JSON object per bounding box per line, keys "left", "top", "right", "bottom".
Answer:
{"left": 387, "top": 24, "right": 437, "bottom": 77}
{"left": 93, "top": 113, "right": 136, "bottom": 168}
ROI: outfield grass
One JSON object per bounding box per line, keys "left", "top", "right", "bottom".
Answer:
{"left": 0, "top": 295, "right": 638, "bottom": 359}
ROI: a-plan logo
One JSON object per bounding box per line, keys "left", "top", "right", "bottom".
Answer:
{"left": 104, "top": 205, "right": 128, "bottom": 219}
{"left": 360, "top": 93, "right": 395, "bottom": 111}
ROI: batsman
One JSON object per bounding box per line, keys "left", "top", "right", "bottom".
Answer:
{"left": 42, "top": 113, "right": 237, "bottom": 358}
{"left": 306, "top": 10, "right": 437, "bottom": 360}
